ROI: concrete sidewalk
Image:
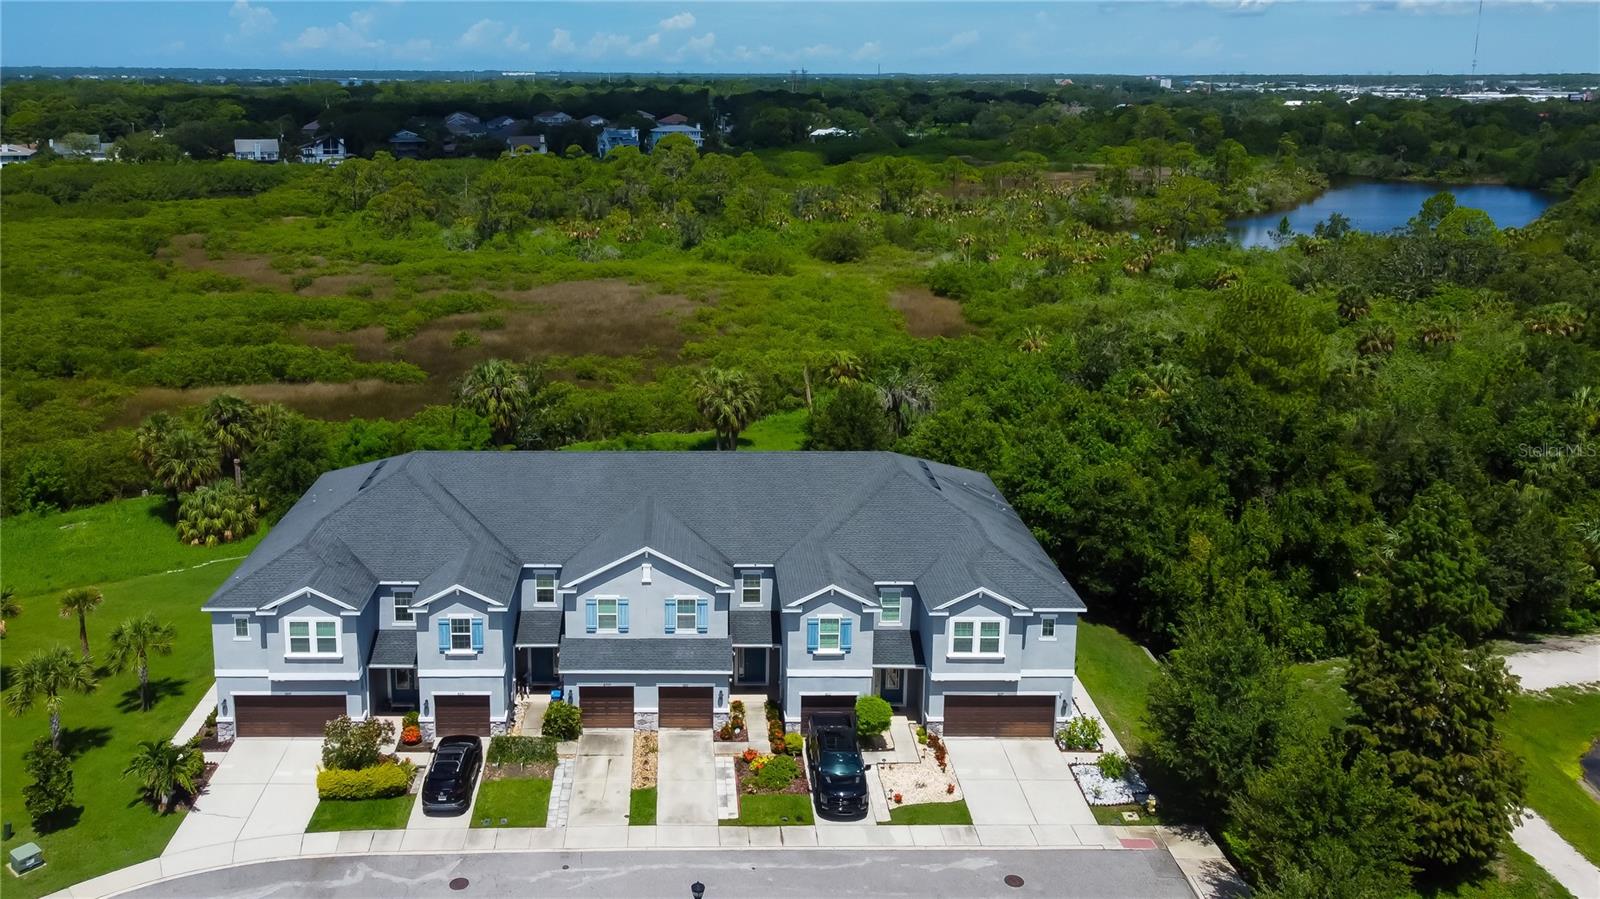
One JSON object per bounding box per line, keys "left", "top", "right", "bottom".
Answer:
{"left": 1512, "top": 811, "right": 1600, "bottom": 899}
{"left": 1502, "top": 634, "right": 1600, "bottom": 692}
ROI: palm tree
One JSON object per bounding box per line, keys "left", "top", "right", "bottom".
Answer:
{"left": 153, "top": 428, "right": 221, "bottom": 496}
{"left": 176, "top": 481, "right": 260, "bottom": 547}
{"left": 456, "top": 359, "right": 530, "bottom": 446}
{"left": 106, "top": 613, "right": 177, "bottom": 710}
{"left": 133, "top": 411, "right": 176, "bottom": 477}
{"left": 123, "top": 738, "right": 205, "bottom": 813}
{"left": 201, "top": 394, "right": 260, "bottom": 486}
{"left": 873, "top": 368, "right": 933, "bottom": 439}
{"left": 1, "top": 586, "right": 20, "bottom": 639}
{"left": 4, "top": 645, "right": 99, "bottom": 750}
{"left": 822, "top": 350, "right": 866, "bottom": 387}
{"left": 692, "top": 368, "right": 762, "bottom": 451}
{"left": 58, "top": 587, "right": 103, "bottom": 659}
{"left": 1017, "top": 327, "right": 1050, "bottom": 354}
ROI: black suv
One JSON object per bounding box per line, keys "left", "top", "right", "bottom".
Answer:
{"left": 807, "top": 712, "right": 871, "bottom": 819}
{"left": 421, "top": 735, "right": 483, "bottom": 816}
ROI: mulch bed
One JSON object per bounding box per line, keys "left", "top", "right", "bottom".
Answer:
{"left": 713, "top": 726, "right": 751, "bottom": 743}
{"left": 484, "top": 760, "right": 555, "bottom": 781}
{"left": 734, "top": 757, "right": 810, "bottom": 796}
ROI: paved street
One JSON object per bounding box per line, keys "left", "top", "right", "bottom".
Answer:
{"left": 123, "top": 848, "right": 1193, "bottom": 899}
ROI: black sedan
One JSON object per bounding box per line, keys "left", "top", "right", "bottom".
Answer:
{"left": 421, "top": 735, "right": 483, "bottom": 816}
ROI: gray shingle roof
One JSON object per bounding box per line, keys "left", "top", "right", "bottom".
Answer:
{"left": 872, "top": 629, "right": 926, "bottom": 668}
{"left": 515, "top": 610, "right": 563, "bottom": 647}
{"left": 368, "top": 630, "right": 418, "bottom": 668}
{"left": 203, "top": 452, "right": 1085, "bottom": 615}
{"left": 559, "top": 636, "right": 732, "bottom": 672}
{"left": 730, "top": 610, "right": 776, "bottom": 646}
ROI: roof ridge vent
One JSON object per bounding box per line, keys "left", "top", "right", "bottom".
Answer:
{"left": 916, "top": 459, "right": 942, "bottom": 491}
{"left": 357, "top": 459, "right": 389, "bottom": 491}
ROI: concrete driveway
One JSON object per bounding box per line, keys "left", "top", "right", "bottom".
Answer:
{"left": 567, "top": 729, "right": 633, "bottom": 827}
{"left": 947, "top": 738, "right": 1094, "bottom": 826}
{"left": 656, "top": 730, "right": 717, "bottom": 825}
{"left": 406, "top": 737, "right": 485, "bottom": 830}
{"left": 164, "top": 738, "right": 321, "bottom": 857}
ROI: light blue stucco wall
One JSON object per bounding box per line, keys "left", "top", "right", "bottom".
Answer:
{"left": 563, "top": 555, "right": 730, "bottom": 640}
{"left": 415, "top": 590, "right": 514, "bottom": 730}
{"left": 211, "top": 590, "right": 374, "bottom": 728}
{"left": 780, "top": 590, "right": 874, "bottom": 722}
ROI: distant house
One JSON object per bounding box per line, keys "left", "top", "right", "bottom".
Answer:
{"left": 0, "top": 143, "right": 36, "bottom": 165}
{"left": 505, "top": 134, "right": 548, "bottom": 155}
{"left": 299, "top": 136, "right": 348, "bottom": 165}
{"left": 301, "top": 120, "right": 322, "bottom": 136}
{"left": 646, "top": 122, "right": 704, "bottom": 150}
{"left": 656, "top": 113, "right": 690, "bottom": 126}
{"left": 809, "top": 126, "right": 851, "bottom": 140}
{"left": 597, "top": 127, "right": 640, "bottom": 156}
{"left": 484, "top": 115, "right": 519, "bottom": 133}
{"left": 532, "top": 110, "right": 573, "bottom": 128}
{"left": 233, "top": 138, "right": 281, "bottom": 162}
{"left": 580, "top": 114, "right": 608, "bottom": 128}
{"left": 387, "top": 129, "right": 427, "bottom": 158}
{"left": 444, "top": 112, "right": 483, "bottom": 136}
{"left": 49, "top": 134, "right": 114, "bottom": 160}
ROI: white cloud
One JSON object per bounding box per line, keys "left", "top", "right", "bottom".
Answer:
{"left": 457, "top": 19, "right": 531, "bottom": 53}
{"left": 229, "top": 0, "right": 275, "bottom": 40}
{"left": 852, "top": 41, "right": 882, "bottom": 61}
{"left": 1209, "top": 0, "right": 1275, "bottom": 13}
{"left": 549, "top": 28, "right": 576, "bottom": 53}
{"left": 503, "top": 28, "right": 530, "bottom": 53}
{"left": 675, "top": 32, "right": 717, "bottom": 59}
{"left": 284, "top": 10, "right": 383, "bottom": 53}
{"left": 920, "top": 30, "right": 978, "bottom": 54}
{"left": 659, "top": 12, "right": 695, "bottom": 30}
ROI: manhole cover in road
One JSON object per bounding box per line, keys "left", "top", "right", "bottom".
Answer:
{"left": 449, "top": 877, "right": 469, "bottom": 891}
{"left": 1004, "top": 874, "right": 1025, "bottom": 888}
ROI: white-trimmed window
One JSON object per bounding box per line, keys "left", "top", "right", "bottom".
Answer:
{"left": 535, "top": 575, "right": 557, "bottom": 605}
{"left": 676, "top": 601, "right": 699, "bottom": 633}
{"left": 286, "top": 618, "right": 339, "bottom": 658}
{"left": 879, "top": 589, "right": 903, "bottom": 626}
{"left": 741, "top": 572, "right": 762, "bottom": 605}
{"left": 818, "top": 616, "right": 842, "bottom": 653}
{"left": 597, "top": 598, "right": 619, "bottom": 632}
{"left": 450, "top": 617, "right": 473, "bottom": 652}
{"left": 393, "top": 590, "right": 414, "bottom": 623}
{"left": 1040, "top": 616, "right": 1057, "bottom": 641}
{"left": 232, "top": 616, "right": 250, "bottom": 640}
{"left": 950, "top": 618, "right": 1004, "bottom": 658}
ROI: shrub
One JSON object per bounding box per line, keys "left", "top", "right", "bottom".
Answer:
{"left": 783, "top": 732, "right": 804, "bottom": 756}
{"left": 742, "top": 747, "right": 760, "bottom": 763}
{"left": 321, "top": 716, "right": 395, "bottom": 771}
{"left": 769, "top": 733, "right": 787, "bottom": 755}
{"left": 916, "top": 725, "right": 929, "bottom": 745}
{"left": 718, "top": 722, "right": 734, "bottom": 740}
{"left": 487, "top": 735, "right": 557, "bottom": 766}
{"left": 400, "top": 725, "right": 422, "bottom": 745}
{"left": 808, "top": 225, "right": 869, "bottom": 263}
{"left": 402, "top": 710, "right": 420, "bottom": 728}
{"left": 1097, "top": 751, "right": 1130, "bottom": 781}
{"left": 316, "top": 761, "right": 414, "bottom": 800}
{"left": 893, "top": 792, "right": 904, "bottom": 804}
{"left": 855, "top": 695, "right": 893, "bottom": 740}
{"left": 1056, "top": 716, "right": 1104, "bottom": 751}
{"left": 753, "top": 754, "right": 799, "bottom": 791}
{"left": 541, "top": 700, "right": 583, "bottom": 740}
{"left": 176, "top": 481, "right": 259, "bottom": 546}
{"left": 740, "top": 247, "right": 795, "bottom": 276}
{"left": 22, "top": 738, "right": 75, "bottom": 827}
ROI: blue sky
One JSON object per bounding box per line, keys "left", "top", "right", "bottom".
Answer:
{"left": 1, "top": 1, "right": 1595, "bottom": 74}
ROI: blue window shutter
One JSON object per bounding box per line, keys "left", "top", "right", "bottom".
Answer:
{"left": 664, "top": 599, "right": 677, "bottom": 634}
{"left": 585, "top": 599, "right": 598, "bottom": 633}
{"left": 618, "top": 599, "right": 630, "bottom": 634}
{"left": 470, "top": 618, "right": 485, "bottom": 652}
{"left": 437, "top": 619, "right": 449, "bottom": 653}
{"left": 696, "top": 597, "right": 709, "bottom": 633}
{"left": 806, "top": 617, "right": 819, "bottom": 653}
{"left": 841, "top": 619, "right": 854, "bottom": 653}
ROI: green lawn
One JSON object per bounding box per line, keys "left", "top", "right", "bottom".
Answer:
{"left": 886, "top": 799, "right": 971, "bottom": 825}
{"left": 721, "top": 793, "right": 814, "bottom": 826}
{"left": 1500, "top": 687, "right": 1600, "bottom": 867}
{"left": 305, "top": 795, "right": 415, "bottom": 832}
{"left": 629, "top": 787, "right": 657, "bottom": 825}
{"left": 563, "top": 409, "right": 809, "bottom": 452}
{"left": 1406, "top": 843, "right": 1574, "bottom": 899}
{"left": 1075, "top": 621, "right": 1160, "bottom": 754}
{"left": 0, "top": 563, "right": 233, "bottom": 899}
{"left": 470, "top": 777, "right": 552, "bottom": 828}
{"left": 0, "top": 495, "right": 266, "bottom": 597}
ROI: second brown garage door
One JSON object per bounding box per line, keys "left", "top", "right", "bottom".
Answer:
{"left": 660, "top": 687, "right": 713, "bottom": 728}
{"left": 943, "top": 694, "right": 1055, "bottom": 737}
{"left": 435, "top": 694, "right": 492, "bottom": 737}
{"left": 799, "top": 694, "right": 858, "bottom": 732}
{"left": 580, "top": 686, "right": 634, "bottom": 728}
{"left": 235, "top": 694, "right": 346, "bottom": 737}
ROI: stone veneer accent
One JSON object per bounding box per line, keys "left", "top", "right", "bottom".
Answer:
{"left": 421, "top": 720, "right": 438, "bottom": 743}
{"left": 713, "top": 710, "right": 730, "bottom": 729}
{"left": 633, "top": 711, "right": 659, "bottom": 731}
{"left": 217, "top": 720, "right": 237, "bottom": 743}
{"left": 491, "top": 719, "right": 510, "bottom": 736}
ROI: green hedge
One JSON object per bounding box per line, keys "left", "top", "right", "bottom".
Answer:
{"left": 316, "top": 761, "right": 415, "bottom": 800}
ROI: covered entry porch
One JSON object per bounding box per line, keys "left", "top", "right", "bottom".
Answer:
{"left": 872, "top": 628, "right": 926, "bottom": 718}
{"left": 515, "top": 608, "right": 562, "bottom": 694}
{"left": 368, "top": 630, "right": 419, "bottom": 713}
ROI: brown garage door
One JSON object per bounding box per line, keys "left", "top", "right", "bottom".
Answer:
{"left": 943, "top": 694, "right": 1055, "bottom": 737}
{"left": 435, "top": 695, "right": 492, "bottom": 737}
{"left": 235, "top": 694, "right": 346, "bottom": 737}
{"left": 580, "top": 686, "right": 634, "bottom": 728}
{"left": 799, "top": 694, "right": 858, "bottom": 732}
{"left": 660, "top": 687, "right": 713, "bottom": 728}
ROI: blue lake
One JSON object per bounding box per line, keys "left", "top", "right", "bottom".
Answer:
{"left": 1227, "top": 180, "right": 1556, "bottom": 248}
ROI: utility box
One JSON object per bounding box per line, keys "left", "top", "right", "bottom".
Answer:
{"left": 8, "top": 842, "right": 44, "bottom": 875}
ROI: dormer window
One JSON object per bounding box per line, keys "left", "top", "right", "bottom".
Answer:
{"left": 535, "top": 575, "right": 557, "bottom": 605}
{"left": 393, "top": 589, "right": 414, "bottom": 623}
{"left": 879, "top": 589, "right": 903, "bottom": 626}
{"left": 741, "top": 572, "right": 762, "bottom": 605}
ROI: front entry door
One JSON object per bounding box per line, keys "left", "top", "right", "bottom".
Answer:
{"left": 530, "top": 648, "right": 556, "bottom": 684}
{"left": 736, "top": 647, "right": 768, "bottom": 685}
{"left": 880, "top": 668, "right": 905, "bottom": 705}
